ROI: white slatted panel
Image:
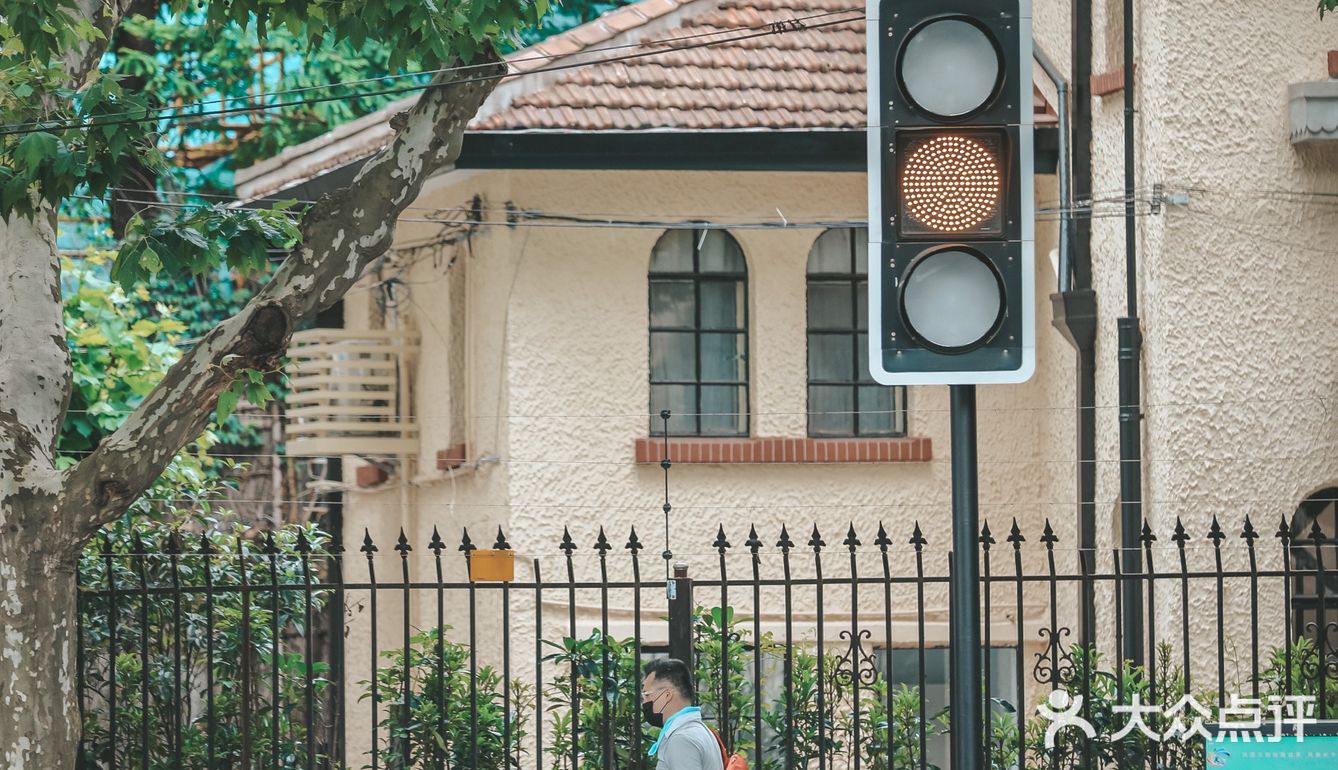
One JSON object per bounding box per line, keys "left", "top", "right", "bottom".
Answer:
{"left": 284, "top": 328, "right": 418, "bottom": 457}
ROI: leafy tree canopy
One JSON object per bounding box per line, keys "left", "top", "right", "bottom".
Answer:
{"left": 2, "top": 0, "right": 548, "bottom": 285}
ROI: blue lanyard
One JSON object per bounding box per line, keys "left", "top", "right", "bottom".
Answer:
{"left": 647, "top": 706, "right": 701, "bottom": 757}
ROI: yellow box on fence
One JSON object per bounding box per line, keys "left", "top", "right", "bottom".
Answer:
{"left": 469, "top": 549, "right": 515, "bottom": 582}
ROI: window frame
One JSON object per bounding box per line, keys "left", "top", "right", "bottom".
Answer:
{"left": 805, "top": 228, "right": 908, "bottom": 438}
{"left": 648, "top": 229, "right": 750, "bottom": 437}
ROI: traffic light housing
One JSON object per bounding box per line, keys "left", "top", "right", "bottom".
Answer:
{"left": 867, "top": 0, "right": 1035, "bottom": 385}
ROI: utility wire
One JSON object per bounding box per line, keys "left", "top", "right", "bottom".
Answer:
{"left": 59, "top": 392, "right": 1333, "bottom": 419}
{"left": 3, "top": 8, "right": 863, "bottom": 135}
{"left": 0, "top": 12, "right": 863, "bottom": 138}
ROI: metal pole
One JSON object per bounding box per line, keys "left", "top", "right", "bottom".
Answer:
{"left": 1117, "top": 0, "right": 1145, "bottom": 666}
{"left": 948, "top": 384, "right": 983, "bottom": 770}
{"left": 668, "top": 562, "right": 694, "bottom": 667}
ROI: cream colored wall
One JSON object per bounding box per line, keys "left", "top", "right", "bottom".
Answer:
{"left": 326, "top": 4, "right": 1338, "bottom": 757}
{"left": 1077, "top": 0, "right": 1338, "bottom": 690}
{"left": 333, "top": 162, "right": 1069, "bottom": 762}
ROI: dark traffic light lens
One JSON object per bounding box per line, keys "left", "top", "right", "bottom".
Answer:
{"left": 899, "top": 248, "right": 1004, "bottom": 352}
{"left": 901, "top": 134, "right": 1002, "bottom": 233}
{"left": 899, "top": 18, "right": 1003, "bottom": 119}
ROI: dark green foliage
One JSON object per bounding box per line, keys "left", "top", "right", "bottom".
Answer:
{"left": 543, "top": 629, "right": 648, "bottom": 770}
{"left": 1022, "top": 644, "right": 1213, "bottom": 770}
{"left": 79, "top": 518, "right": 334, "bottom": 770}
{"left": 367, "top": 627, "right": 533, "bottom": 770}
{"left": 112, "top": 202, "right": 299, "bottom": 287}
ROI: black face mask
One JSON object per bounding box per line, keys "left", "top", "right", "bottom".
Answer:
{"left": 642, "top": 694, "right": 666, "bottom": 727}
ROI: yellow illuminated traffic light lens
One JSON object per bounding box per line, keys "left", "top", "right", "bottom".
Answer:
{"left": 901, "top": 135, "right": 1001, "bottom": 233}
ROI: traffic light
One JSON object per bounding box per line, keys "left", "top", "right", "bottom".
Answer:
{"left": 867, "top": 0, "right": 1035, "bottom": 385}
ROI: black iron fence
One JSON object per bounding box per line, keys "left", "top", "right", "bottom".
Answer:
{"left": 76, "top": 513, "right": 1338, "bottom": 770}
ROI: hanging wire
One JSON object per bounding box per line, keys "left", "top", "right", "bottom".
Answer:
{"left": 0, "top": 11, "right": 864, "bottom": 138}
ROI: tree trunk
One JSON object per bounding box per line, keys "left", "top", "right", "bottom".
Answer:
{"left": 0, "top": 517, "right": 81, "bottom": 770}
{"left": 0, "top": 206, "right": 78, "bottom": 770}
{"left": 0, "top": 55, "right": 503, "bottom": 768}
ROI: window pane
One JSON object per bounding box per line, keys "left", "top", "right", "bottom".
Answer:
{"left": 808, "top": 281, "right": 853, "bottom": 330}
{"left": 857, "top": 332, "right": 869, "bottom": 381}
{"left": 808, "top": 229, "right": 852, "bottom": 274}
{"left": 809, "top": 333, "right": 854, "bottom": 382}
{"left": 700, "top": 333, "right": 745, "bottom": 382}
{"left": 856, "top": 280, "right": 869, "bottom": 331}
{"left": 650, "top": 332, "right": 695, "bottom": 381}
{"left": 700, "top": 280, "right": 744, "bottom": 329}
{"left": 699, "top": 230, "right": 745, "bottom": 273}
{"left": 650, "top": 280, "right": 695, "bottom": 328}
{"left": 809, "top": 385, "right": 854, "bottom": 436}
{"left": 699, "top": 385, "right": 746, "bottom": 435}
{"left": 650, "top": 229, "right": 693, "bottom": 273}
{"left": 857, "top": 385, "right": 896, "bottom": 435}
{"left": 650, "top": 384, "right": 697, "bottom": 435}
{"left": 853, "top": 228, "right": 869, "bottom": 275}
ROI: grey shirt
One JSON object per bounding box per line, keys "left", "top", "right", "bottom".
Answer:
{"left": 655, "top": 710, "right": 725, "bottom": 770}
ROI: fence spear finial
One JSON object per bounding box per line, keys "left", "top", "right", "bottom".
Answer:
{"left": 395, "top": 528, "right": 412, "bottom": 554}
{"left": 714, "top": 525, "right": 731, "bottom": 553}
{"left": 361, "top": 528, "right": 378, "bottom": 554}
{"left": 494, "top": 526, "right": 511, "bottom": 550}
{"left": 843, "top": 523, "right": 859, "bottom": 551}
{"left": 428, "top": 526, "right": 445, "bottom": 554}
{"left": 1208, "top": 514, "right": 1225, "bottom": 546}
{"left": 745, "top": 525, "right": 762, "bottom": 554}
{"left": 808, "top": 524, "right": 825, "bottom": 551}
{"left": 1172, "top": 516, "right": 1189, "bottom": 545}
{"left": 1040, "top": 519, "right": 1058, "bottom": 547}
{"left": 1139, "top": 519, "right": 1157, "bottom": 546}
{"left": 1241, "top": 515, "right": 1259, "bottom": 544}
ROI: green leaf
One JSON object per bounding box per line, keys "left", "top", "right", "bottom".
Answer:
{"left": 138, "top": 242, "right": 163, "bottom": 274}
{"left": 215, "top": 388, "right": 240, "bottom": 424}
{"left": 14, "top": 132, "right": 60, "bottom": 169}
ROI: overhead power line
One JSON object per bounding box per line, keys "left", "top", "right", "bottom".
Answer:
{"left": 0, "top": 11, "right": 863, "bottom": 138}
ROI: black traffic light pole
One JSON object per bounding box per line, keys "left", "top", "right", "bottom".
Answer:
{"left": 948, "top": 384, "right": 983, "bottom": 770}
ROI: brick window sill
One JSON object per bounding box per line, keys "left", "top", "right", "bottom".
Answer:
{"left": 634, "top": 436, "right": 932, "bottom": 465}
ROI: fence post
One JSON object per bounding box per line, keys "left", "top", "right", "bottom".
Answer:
{"left": 668, "top": 561, "right": 694, "bottom": 666}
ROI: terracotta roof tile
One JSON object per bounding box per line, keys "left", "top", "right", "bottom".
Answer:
{"left": 238, "top": 0, "right": 1055, "bottom": 198}
{"left": 475, "top": 0, "right": 1054, "bottom": 132}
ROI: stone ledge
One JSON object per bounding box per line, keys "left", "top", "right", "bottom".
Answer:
{"left": 633, "top": 436, "right": 932, "bottom": 465}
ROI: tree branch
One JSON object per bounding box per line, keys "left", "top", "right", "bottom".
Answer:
{"left": 58, "top": 58, "right": 505, "bottom": 545}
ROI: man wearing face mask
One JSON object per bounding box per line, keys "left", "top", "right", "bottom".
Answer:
{"left": 642, "top": 658, "right": 724, "bottom": 770}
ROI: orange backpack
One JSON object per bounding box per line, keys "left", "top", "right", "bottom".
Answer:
{"left": 707, "top": 728, "right": 749, "bottom": 770}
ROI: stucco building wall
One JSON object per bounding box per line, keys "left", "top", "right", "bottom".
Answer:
{"left": 322, "top": 2, "right": 1338, "bottom": 755}
{"left": 332, "top": 164, "right": 1068, "bottom": 755}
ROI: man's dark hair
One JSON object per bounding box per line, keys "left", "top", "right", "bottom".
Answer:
{"left": 644, "top": 657, "right": 694, "bottom": 700}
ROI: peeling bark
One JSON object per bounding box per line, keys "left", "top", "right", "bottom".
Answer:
{"left": 0, "top": 209, "right": 77, "bottom": 769}
{"left": 0, "top": 50, "right": 503, "bottom": 768}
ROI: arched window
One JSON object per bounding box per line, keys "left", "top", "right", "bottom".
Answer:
{"left": 649, "top": 229, "right": 748, "bottom": 436}
{"left": 806, "top": 228, "right": 907, "bottom": 437}
{"left": 1291, "top": 487, "right": 1338, "bottom": 654}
